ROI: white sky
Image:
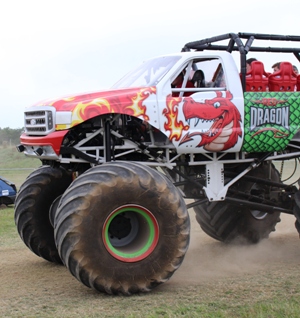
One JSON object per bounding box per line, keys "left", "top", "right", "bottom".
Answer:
{"left": 1, "top": 0, "right": 299, "bottom": 128}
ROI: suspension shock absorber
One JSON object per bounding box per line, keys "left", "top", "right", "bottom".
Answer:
{"left": 104, "top": 119, "right": 112, "bottom": 162}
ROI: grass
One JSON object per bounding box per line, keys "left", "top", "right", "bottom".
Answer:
{"left": 0, "top": 146, "right": 40, "bottom": 189}
{"left": 1, "top": 146, "right": 300, "bottom": 317}
{"left": 0, "top": 145, "right": 40, "bottom": 169}
{"left": 0, "top": 207, "right": 15, "bottom": 234}
{"left": 0, "top": 206, "right": 20, "bottom": 247}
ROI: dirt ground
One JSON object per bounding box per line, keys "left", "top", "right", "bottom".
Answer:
{"left": 177, "top": 212, "right": 300, "bottom": 283}
{"left": 1, "top": 210, "right": 300, "bottom": 317}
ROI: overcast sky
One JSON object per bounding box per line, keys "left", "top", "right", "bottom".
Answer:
{"left": 1, "top": 0, "right": 299, "bottom": 128}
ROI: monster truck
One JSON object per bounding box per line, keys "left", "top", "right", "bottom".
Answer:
{"left": 15, "top": 32, "right": 300, "bottom": 295}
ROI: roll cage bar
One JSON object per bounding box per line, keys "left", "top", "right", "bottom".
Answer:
{"left": 182, "top": 32, "right": 300, "bottom": 91}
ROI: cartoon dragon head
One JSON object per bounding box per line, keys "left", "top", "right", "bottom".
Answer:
{"left": 180, "top": 91, "right": 242, "bottom": 151}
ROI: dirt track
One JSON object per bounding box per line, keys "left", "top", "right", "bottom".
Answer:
{"left": 176, "top": 212, "right": 300, "bottom": 284}
{"left": 1, "top": 211, "right": 300, "bottom": 316}
{"left": 2, "top": 213, "right": 300, "bottom": 288}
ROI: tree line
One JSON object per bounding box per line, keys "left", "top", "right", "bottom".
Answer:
{"left": 0, "top": 127, "right": 24, "bottom": 147}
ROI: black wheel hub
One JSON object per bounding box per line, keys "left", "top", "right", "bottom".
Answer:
{"left": 109, "top": 213, "right": 132, "bottom": 239}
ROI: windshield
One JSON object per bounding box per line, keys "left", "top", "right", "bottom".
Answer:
{"left": 112, "top": 56, "right": 181, "bottom": 88}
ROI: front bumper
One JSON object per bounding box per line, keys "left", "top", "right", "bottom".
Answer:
{"left": 18, "top": 130, "right": 68, "bottom": 160}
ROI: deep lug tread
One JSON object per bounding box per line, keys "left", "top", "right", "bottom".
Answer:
{"left": 194, "top": 163, "right": 281, "bottom": 244}
{"left": 54, "top": 162, "right": 190, "bottom": 295}
{"left": 14, "top": 166, "right": 73, "bottom": 263}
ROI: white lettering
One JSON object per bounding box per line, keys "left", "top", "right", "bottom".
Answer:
{"left": 250, "top": 106, "right": 290, "bottom": 131}
{"left": 250, "top": 107, "right": 257, "bottom": 131}
{"left": 257, "top": 108, "right": 264, "bottom": 126}
{"left": 276, "top": 108, "right": 282, "bottom": 125}
{"left": 270, "top": 109, "right": 276, "bottom": 123}
{"left": 263, "top": 109, "right": 269, "bottom": 123}
{"left": 281, "top": 107, "right": 289, "bottom": 129}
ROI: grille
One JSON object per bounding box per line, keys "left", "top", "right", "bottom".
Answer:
{"left": 24, "top": 106, "right": 55, "bottom": 135}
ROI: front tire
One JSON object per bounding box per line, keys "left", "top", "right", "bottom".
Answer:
{"left": 14, "top": 166, "right": 73, "bottom": 263}
{"left": 194, "top": 163, "right": 281, "bottom": 244}
{"left": 54, "top": 162, "right": 190, "bottom": 295}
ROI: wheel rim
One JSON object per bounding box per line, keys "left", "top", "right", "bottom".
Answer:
{"left": 250, "top": 210, "right": 268, "bottom": 220}
{"left": 249, "top": 183, "right": 268, "bottom": 220}
{"left": 103, "top": 205, "right": 159, "bottom": 262}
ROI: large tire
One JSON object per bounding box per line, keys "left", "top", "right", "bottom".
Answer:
{"left": 194, "top": 163, "right": 281, "bottom": 244}
{"left": 54, "top": 162, "right": 190, "bottom": 295}
{"left": 14, "top": 166, "right": 73, "bottom": 263}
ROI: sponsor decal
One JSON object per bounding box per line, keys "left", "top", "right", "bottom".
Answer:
{"left": 242, "top": 93, "right": 300, "bottom": 152}
{"left": 250, "top": 106, "right": 289, "bottom": 132}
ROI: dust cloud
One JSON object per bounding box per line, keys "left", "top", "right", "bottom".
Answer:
{"left": 172, "top": 212, "right": 300, "bottom": 284}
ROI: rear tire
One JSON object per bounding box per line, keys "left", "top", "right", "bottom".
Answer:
{"left": 14, "top": 166, "right": 73, "bottom": 263}
{"left": 194, "top": 163, "right": 281, "bottom": 244}
{"left": 54, "top": 162, "right": 190, "bottom": 295}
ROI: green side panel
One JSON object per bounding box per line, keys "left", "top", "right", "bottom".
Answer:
{"left": 242, "top": 92, "right": 300, "bottom": 152}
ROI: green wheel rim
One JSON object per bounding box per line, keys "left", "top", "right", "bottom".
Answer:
{"left": 102, "top": 205, "right": 159, "bottom": 262}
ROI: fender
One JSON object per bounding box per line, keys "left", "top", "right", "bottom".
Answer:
{"left": 34, "top": 87, "right": 159, "bottom": 131}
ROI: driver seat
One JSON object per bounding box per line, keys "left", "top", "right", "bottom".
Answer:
{"left": 192, "top": 70, "right": 205, "bottom": 88}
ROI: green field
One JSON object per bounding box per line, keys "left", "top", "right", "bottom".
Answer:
{"left": 1, "top": 146, "right": 300, "bottom": 317}
{"left": 0, "top": 146, "right": 40, "bottom": 189}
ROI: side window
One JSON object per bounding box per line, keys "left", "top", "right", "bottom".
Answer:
{"left": 211, "top": 63, "right": 226, "bottom": 88}
{"left": 171, "top": 61, "right": 195, "bottom": 97}
{"left": 192, "top": 60, "right": 226, "bottom": 89}
{"left": 171, "top": 58, "right": 226, "bottom": 97}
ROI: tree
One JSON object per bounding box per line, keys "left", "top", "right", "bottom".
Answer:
{"left": 0, "top": 127, "right": 24, "bottom": 147}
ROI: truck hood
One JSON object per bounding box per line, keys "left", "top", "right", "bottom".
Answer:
{"left": 33, "top": 86, "right": 157, "bottom": 129}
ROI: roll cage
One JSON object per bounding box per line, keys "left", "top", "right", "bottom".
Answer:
{"left": 182, "top": 32, "right": 300, "bottom": 91}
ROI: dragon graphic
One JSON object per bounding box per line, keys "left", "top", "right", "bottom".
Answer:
{"left": 180, "top": 91, "right": 242, "bottom": 152}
